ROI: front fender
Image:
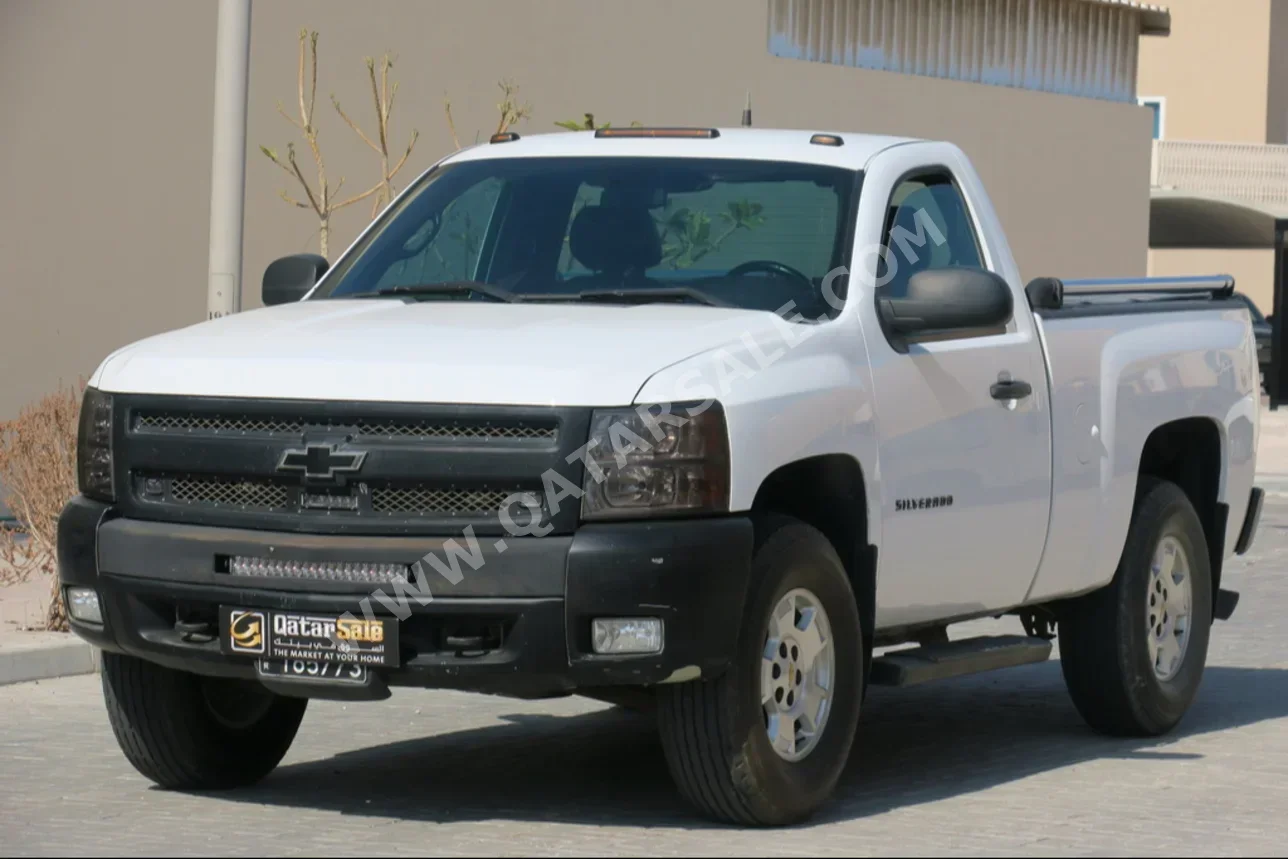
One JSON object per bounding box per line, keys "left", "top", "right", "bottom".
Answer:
{"left": 632, "top": 317, "right": 881, "bottom": 533}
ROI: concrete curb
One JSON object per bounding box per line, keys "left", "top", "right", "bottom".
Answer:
{"left": 0, "top": 632, "right": 99, "bottom": 687}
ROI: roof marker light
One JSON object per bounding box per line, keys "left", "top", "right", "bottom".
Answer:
{"left": 490, "top": 132, "right": 521, "bottom": 144}
{"left": 810, "top": 134, "right": 844, "bottom": 147}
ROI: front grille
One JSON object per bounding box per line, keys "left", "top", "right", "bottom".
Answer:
{"left": 139, "top": 474, "right": 534, "bottom": 520}
{"left": 134, "top": 412, "right": 557, "bottom": 443}
{"left": 355, "top": 418, "right": 554, "bottom": 441}
{"left": 370, "top": 486, "right": 518, "bottom": 516}
{"left": 117, "top": 395, "right": 591, "bottom": 536}
{"left": 168, "top": 475, "right": 292, "bottom": 511}
{"left": 137, "top": 414, "right": 303, "bottom": 435}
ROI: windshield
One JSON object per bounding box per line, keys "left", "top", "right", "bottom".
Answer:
{"left": 315, "top": 156, "right": 859, "bottom": 317}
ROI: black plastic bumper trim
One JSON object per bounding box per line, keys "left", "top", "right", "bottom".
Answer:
{"left": 1215, "top": 588, "right": 1240, "bottom": 621}
{"left": 96, "top": 516, "right": 570, "bottom": 598}
{"left": 57, "top": 497, "right": 755, "bottom": 697}
{"left": 1236, "top": 487, "right": 1264, "bottom": 555}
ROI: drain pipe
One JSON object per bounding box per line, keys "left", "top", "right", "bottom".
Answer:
{"left": 206, "top": 0, "right": 252, "bottom": 320}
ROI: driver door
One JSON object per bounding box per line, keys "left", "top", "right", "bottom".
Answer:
{"left": 862, "top": 147, "right": 1052, "bottom": 629}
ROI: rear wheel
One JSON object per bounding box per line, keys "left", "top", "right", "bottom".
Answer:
{"left": 1059, "top": 477, "right": 1213, "bottom": 736}
{"left": 657, "top": 519, "right": 863, "bottom": 825}
{"left": 102, "top": 652, "right": 307, "bottom": 789}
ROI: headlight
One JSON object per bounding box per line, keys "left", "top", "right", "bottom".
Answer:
{"left": 581, "top": 402, "right": 730, "bottom": 520}
{"left": 77, "top": 387, "right": 115, "bottom": 502}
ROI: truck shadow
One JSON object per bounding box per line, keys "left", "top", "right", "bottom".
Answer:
{"left": 219, "top": 663, "right": 1288, "bottom": 828}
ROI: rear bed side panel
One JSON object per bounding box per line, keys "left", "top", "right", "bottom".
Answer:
{"left": 1024, "top": 305, "right": 1258, "bottom": 603}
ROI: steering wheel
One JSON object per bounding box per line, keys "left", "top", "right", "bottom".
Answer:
{"left": 727, "top": 260, "right": 813, "bottom": 287}
{"left": 726, "top": 260, "right": 827, "bottom": 314}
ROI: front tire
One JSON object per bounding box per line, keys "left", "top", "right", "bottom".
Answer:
{"left": 657, "top": 518, "right": 863, "bottom": 825}
{"left": 1059, "top": 477, "right": 1213, "bottom": 736}
{"left": 102, "top": 653, "right": 307, "bottom": 790}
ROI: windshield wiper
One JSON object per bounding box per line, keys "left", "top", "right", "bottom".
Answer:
{"left": 368, "top": 281, "right": 520, "bottom": 303}
{"left": 531, "top": 287, "right": 731, "bottom": 308}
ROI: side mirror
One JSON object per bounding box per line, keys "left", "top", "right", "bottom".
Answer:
{"left": 879, "top": 267, "right": 1013, "bottom": 340}
{"left": 262, "top": 254, "right": 329, "bottom": 306}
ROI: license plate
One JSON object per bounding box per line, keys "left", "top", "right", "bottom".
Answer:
{"left": 220, "top": 607, "right": 399, "bottom": 667}
{"left": 256, "top": 659, "right": 368, "bottom": 684}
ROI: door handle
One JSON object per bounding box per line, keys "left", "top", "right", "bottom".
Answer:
{"left": 990, "top": 379, "right": 1032, "bottom": 400}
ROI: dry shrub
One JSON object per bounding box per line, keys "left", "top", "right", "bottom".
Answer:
{"left": 0, "top": 383, "right": 83, "bottom": 631}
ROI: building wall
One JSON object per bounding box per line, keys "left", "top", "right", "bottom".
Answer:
{"left": 1137, "top": 0, "right": 1273, "bottom": 144}
{"left": 1149, "top": 247, "right": 1276, "bottom": 316}
{"left": 0, "top": 0, "right": 217, "bottom": 418}
{"left": 1267, "top": 0, "right": 1288, "bottom": 145}
{"left": 2, "top": 0, "right": 1153, "bottom": 422}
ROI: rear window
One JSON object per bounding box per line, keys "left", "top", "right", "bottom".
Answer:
{"left": 317, "top": 156, "right": 858, "bottom": 317}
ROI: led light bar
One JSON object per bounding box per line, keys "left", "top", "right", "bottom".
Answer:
{"left": 228, "top": 556, "right": 411, "bottom": 583}
{"left": 594, "top": 127, "right": 720, "bottom": 139}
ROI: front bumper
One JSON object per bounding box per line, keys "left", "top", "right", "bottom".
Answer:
{"left": 58, "top": 496, "right": 754, "bottom": 699}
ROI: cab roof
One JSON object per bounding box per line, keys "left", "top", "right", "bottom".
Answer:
{"left": 443, "top": 127, "right": 919, "bottom": 171}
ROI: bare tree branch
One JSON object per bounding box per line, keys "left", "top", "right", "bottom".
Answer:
{"left": 389, "top": 129, "right": 419, "bottom": 177}
{"left": 444, "top": 94, "right": 461, "bottom": 150}
{"left": 260, "top": 145, "right": 296, "bottom": 178}
{"left": 276, "top": 100, "right": 305, "bottom": 131}
{"left": 494, "top": 79, "right": 532, "bottom": 135}
{"left": 287, "top": 143, "right": 323, "bottom": 216}
{"left": 332, "top": 181, "right": 382, "bottom": 210}
{"left": 263, "top": 30, "right": 426, "bottom": 254}
{"left": 369, "top": 57, "right": 389, "bottom": 156}
{"left": 331, "top": 94, "right": 381, "bottom": 153}
{"left": 308, "top": 30, "right": 319, "bottom": 127}
{"left": 296, "top": 28, "right": 308, "bottom": 130}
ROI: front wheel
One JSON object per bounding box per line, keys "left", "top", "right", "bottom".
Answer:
{"left": 1059, "top": 477, "right": 1213, "bottom": 736}
{"left": 657, "top": 518, "right": 863, "bottom": 825}
{"left": 102, "top": 652, "right": 307, "bottom": 790}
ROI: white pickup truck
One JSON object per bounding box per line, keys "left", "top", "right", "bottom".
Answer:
{"left": 59, "top": 127, "right": 1264, "bottom": 825}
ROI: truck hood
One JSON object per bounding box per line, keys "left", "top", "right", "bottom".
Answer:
{"left": 93, "top": 299, "right": 782, "bottom": 406}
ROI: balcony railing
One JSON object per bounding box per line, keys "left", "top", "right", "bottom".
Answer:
{"left": 1152, "top": 140, "right": 1288, "bottom": 205}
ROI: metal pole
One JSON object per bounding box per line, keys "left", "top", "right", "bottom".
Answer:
{"left": 1272, "top": 220, "right": 1286, "bottom": 410}
{"left": 207, "top": 0, "right": 252, "bottom": 320}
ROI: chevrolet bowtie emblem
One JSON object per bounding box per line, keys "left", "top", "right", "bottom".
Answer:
{"left": 276, "top": 444, "right": 367, "bottom": 481}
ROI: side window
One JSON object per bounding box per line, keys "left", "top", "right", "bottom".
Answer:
{"left": 877, "top": 174, "right": 983, "bottom": 299}
{"left": 372, "top": 177, "right": 504, "bottom": 290}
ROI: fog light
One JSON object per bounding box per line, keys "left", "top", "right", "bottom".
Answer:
{"left": 592, "top": 618, "right": 663, "bottom": 655}
{"left": 66, "top": 588, "right": 103, "bottom": 625}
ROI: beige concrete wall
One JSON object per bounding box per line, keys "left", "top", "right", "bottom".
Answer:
{"left": 1137, "top": 0, "right": 1273, "bottom": 143}
{"left": 1149, "top": 247, "right": 1276, "bottom": 315}
{"left": 2, "top": 0, "right": 1153, "bottom": 422}
{"left": 0, "top": 0, "right": 216, "bottom": 417}
{"left": 242, "top": 0, "right": 1151, "bottom": 308}
{"left": 1267, "top": 0, "right": 1288, "bottom": 145}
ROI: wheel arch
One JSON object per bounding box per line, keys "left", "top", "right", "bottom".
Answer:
{"left": 750, "top": 454, "right": 876, "bottom": 653}
{"left": 1136, "top": 416, "right": 1227, "bottom": 608}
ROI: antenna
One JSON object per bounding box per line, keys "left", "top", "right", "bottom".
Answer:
{"left": 741, "top": 91, "right": 752, "bottom": 127}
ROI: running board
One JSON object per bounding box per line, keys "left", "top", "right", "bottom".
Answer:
{"left": 869, "top": 635, "right": 1053, "bottom": 687}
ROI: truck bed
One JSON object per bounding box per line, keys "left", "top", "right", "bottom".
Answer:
{"left": 1024, "top": 276, "right": 1259, "bottom": 603}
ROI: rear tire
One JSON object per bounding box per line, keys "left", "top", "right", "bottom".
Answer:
{"left": 101, "top": 652, "right": 307, "bottom": 789}
{"left": 657, "top": 518, "right": 863, "bottom": 825}
{"left": 1059, "top": 477, "right": 1213, "bottom": 736}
